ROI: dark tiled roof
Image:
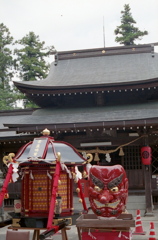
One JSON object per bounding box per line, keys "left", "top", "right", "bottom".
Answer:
{"left": 14, "top": 46, "right": 158, "bottom": 89}
{"left": 0, "top": 110, "right": 33, "bottom": 137}
{"left": 2, "top": 102, "right": 158, "bottom": 127}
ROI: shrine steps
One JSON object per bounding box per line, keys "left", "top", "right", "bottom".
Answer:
{"left": 126, "top": 195, "right": 146, "bottom": 217}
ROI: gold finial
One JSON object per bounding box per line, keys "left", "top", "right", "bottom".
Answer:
{"left": 42, "top": 128, "right": 50, "bottom": 136}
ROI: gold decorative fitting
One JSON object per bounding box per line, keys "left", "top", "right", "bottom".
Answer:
{"left": 102, "top": 50, "right": 106, "bottom": 53}
{"left": 58, "top": 180, "right": 61, "bottom": 185}
{"left": 76, "top": 188, "right": 80, "bottom": 193}
{"left": 42, "top": 128, "right": 50, "bottom": 136}
{"left": 3, "top": 152, "right": 15, "bottom": 165}
{"left": 56, "top": 152, "right": 61, "bottom": 162}
{"left": 82, "top": 171, "right": 88, "bottom": 178}
{"left": 119, "top": 147, "right": 125, "bottom": 156}
{"left": 94, "top": 186, "right": 101, "bottom": 191}
{"left": 94, "top": 152, "right": 100, "bottom": 161}
{"left": 79, "top": 198, "right": 83, "bottom": 203}
{"left": 86, "top": 153, "right": 93, "bottom": 163}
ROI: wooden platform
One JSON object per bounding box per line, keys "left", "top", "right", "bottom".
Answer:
{"left": 76, "top": 213, "right": 135, "bottom": 240}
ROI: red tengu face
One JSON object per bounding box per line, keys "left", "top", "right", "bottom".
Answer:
{"left": 88, "top": 165, "right": 128, "bottom": 218}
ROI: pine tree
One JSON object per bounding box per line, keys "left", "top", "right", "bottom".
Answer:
{"left": 14, "top": 32, "right": 54, "bottom": 81}
{"left": 114, "top": 4, "right": 148, "bottom": 45}
{"left": 14, "top": 32, "right": 55, "bottom": 108}
{"left": 0, "top": 23, "right": 18, "bottom": 110}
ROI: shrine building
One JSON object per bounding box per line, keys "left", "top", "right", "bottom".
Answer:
{"left": 1, "top": 43, "right": 158, "bottom": 214}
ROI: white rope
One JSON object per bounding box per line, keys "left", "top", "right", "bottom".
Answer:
{"left": 88, "top": 229, "right": 97, "bottom": 239}
{"left": 75, "top": 166, "right": 82, "bottom": 182}
{"left": 118, "top": 231, "right": 132, "bottom": 239}
{"left": 30, "top": 170, "right": 34, "bottom": 180}
{"left": 61, "top": 163, "right": 72, "bottom": 179}
{"left": 21, "top": 172, "right": 25, "bottom": 179}
{"left": 10, "top": 162, "right": 19, "bottom": 182}
{"left": 47, "top": 170, "right": 52, "bottom": 180}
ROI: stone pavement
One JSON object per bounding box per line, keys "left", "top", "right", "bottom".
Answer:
{"left": 0, "top": 210, "right": 158, "bottom": 240}
{"left": 1, "top": 195, "right": 158, "bottom": 240}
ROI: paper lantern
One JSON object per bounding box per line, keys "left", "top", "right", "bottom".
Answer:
{"left": 141, "top": 146, "right": 152, "bottom": 165}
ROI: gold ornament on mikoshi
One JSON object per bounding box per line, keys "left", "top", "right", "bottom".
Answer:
{"left": 76, "top": 188, "right": 80, "bottom": 193}
{"left": 58, "top": 180, "right": 61, "bottom": 185}
{"left": 42, "top": 128, "right": 50, "bottom": 136}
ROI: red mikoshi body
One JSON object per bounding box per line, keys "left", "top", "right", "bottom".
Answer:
{"left": 141, "top": 146, "right": 152, "bottom": 165}
{"left": 11, "top": 132, "right": 86, "bottom": 227}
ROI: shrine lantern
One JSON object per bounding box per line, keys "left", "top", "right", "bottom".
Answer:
{"left": 141, "top": 146, "right": 152, "bottom": 165}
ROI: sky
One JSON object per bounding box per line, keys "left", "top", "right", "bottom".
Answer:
{"left": 0, "top": 0, "right": 158, "bottom": 62}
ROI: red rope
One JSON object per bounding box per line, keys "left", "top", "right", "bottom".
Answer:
{"left": 77, "top": 179, "right": 88, "bottom": 212}
{"left": 47, "top": 160, "right": 61, "bottom": 229}
{"left": 0, "top": 164, "right": 13, "bottom": 207}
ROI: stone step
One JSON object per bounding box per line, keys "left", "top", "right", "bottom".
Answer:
{"left": 126, "top": 195, "right": 146, "bottom": 217}
{"left": 127, "top": 209, "right": 145, "bottom": 217}
{"left": 127, "top": 195, "right": 145, "bottom": 203}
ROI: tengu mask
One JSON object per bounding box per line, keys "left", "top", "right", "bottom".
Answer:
{"left": 88, "top": 165, "right": 128, "bottom": 218}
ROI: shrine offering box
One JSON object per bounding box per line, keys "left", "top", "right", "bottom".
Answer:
{"left": 76, "top": 213, "right": 135, "bottom": 240}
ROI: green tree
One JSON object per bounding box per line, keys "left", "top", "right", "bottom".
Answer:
{"left": 0, "top": 23, "right": 17, "bottom": 110}
{"left": 14, "top": 32, "right": 54, "bottom": 81}
{"left": 114, "top": 4, "right": 148, "bottom": 45}
{"left": 0, "top": 23, "right": 13, "bottom": 88}
{"left": 14, "top": 32, "right": 54, "bottom": 108}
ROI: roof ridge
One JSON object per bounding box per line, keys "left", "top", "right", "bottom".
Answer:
{"left": 54, "top": 44, "right": 154, "bottom": 61}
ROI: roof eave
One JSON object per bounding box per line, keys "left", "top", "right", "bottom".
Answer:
{"left": 13, "top": 77, "right": 158, "bottom": 93}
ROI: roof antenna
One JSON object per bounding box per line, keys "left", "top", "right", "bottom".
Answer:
{"left": 103, "top": 16, "right": 105, "bottom": 48}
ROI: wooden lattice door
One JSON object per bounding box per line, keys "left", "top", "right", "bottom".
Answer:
{"left": 151, "top": 145, "right": 158, "bottom": 174}
{"left": 123, "top": 146, "right": 144, "bottom": 189}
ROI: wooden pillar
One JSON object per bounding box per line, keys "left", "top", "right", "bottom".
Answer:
{"left": 0, "top": 145, "right": 4, "bottom": 171}
{"left": 143, "top": 164, "right": 154, "bottom": 216}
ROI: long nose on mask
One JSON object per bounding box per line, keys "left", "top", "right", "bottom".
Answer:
{"left": 98, "top": 190, "right": 114, "bottom": 204}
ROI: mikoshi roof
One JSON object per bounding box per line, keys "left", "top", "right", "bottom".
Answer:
{"left": 14, "top": 44, "right": 158, "bottom": 91}
{"left": 14, "top": 135, "right": 86, "bottom": 165}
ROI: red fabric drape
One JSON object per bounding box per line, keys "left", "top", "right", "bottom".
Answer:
{"left": 0, "top": 164, "right": 13, "bottom": 207}
{"left": 47, "top": 160, "right": 61, "bottom": 229}
{"left": 77, "top": 179, "right": 88, "bottom": 212}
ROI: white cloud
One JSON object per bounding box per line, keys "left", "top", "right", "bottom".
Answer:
{"left": 0, "top": 0, "right": 158, "bottom": 54}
